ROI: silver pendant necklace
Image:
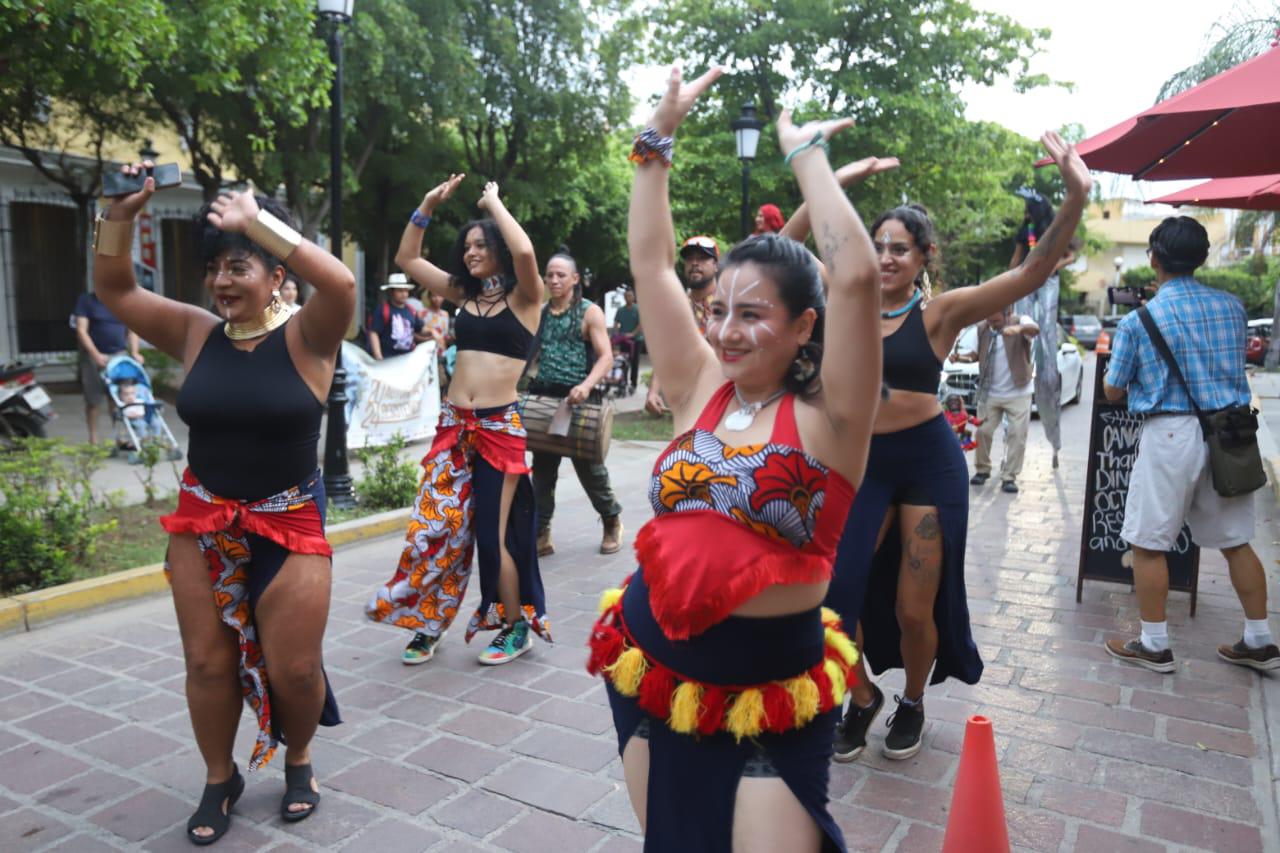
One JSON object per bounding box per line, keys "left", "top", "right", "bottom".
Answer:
{"left": 724, "top": 386, "right": 786, "bottom": 431}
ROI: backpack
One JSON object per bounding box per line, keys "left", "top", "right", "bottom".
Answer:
{"left": 357, "top": 302, "right": 393, "bottom": 353}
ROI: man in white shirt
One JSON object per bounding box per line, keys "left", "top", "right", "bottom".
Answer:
{"left": 970, "top": 308, "right": 1039, "bottom": 494}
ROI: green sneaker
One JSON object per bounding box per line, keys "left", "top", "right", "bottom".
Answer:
{"left": 478, "top": 620, "right": 532, "bottom": 666}
{"left": 402, "top": 631, "right": 440, "bottom": 665}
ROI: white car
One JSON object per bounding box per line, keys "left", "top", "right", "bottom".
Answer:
{"left": 939, "top": 323, "right": 1084, "bottom": 413}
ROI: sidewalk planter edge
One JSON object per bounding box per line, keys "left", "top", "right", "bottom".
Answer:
{"left": 0, "top": 507, "right": 412, "bottom": 636}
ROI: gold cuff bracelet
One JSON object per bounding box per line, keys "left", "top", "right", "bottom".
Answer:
{"left": 245, "top": 209, "right": 302, "bottom": 260}
{"left": 92, "top": 214, "right": 135, "bottom": 257}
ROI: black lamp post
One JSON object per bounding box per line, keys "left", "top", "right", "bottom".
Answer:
{"left": 139, "top": 139, "right": 159, "bottom": 163}
{"left": 318, "top": 0, "right": 357, "bottom": 509}
{"left": 730, "top": 103, "right": 765, "bottom": 239}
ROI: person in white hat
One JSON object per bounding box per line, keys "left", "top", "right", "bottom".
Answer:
{"left": 367, "top": 272, "right": 428, "bottom": 360}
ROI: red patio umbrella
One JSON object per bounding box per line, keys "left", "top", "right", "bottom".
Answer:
{"left": 1148, "top": 174, "right": 1280, "bottom": 210}
{"left": 1037, "top": 46, "right": 1280, "bottom": 180}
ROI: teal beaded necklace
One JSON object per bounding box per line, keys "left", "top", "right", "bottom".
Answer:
{"left": 882, "top": 289, "right": 922, "bottom": 319}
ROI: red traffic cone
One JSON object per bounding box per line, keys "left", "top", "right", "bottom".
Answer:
{"left": 941, "top": 715, "right": 1010, "bottom": 853}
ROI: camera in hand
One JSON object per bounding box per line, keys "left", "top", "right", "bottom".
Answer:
{"left": 101, "top": 163, "right": 182, "bottom": 198}
{"left": 1108, "top": 285, "right": 1154, "bottom": 307}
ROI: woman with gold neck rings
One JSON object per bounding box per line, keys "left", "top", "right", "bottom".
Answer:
{"left": 819, "top": 135, "right": 1092, "bottom": 765}
{"left": 588, "top": 65, "right": 881, "bottom": 852}
{"left": 366, "top": 176, "right": 552, "bottom": 668}
{"left": 92, "top": 164, "right": 356, "bottom": 844}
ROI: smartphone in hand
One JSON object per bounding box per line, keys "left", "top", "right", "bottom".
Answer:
{"left": 102, "top": 163, "right": 182, "bottom": 198}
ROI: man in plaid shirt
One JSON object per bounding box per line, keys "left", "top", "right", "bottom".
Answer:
{"left": 1102, "top": 216, "right": 1277, "bottom": 673}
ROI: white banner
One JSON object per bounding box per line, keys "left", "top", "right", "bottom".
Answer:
{"left": 341, "top": 341, "right": 440, "bottom": 450}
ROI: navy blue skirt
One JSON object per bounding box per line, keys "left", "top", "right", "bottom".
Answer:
{"left": 825, "top": 414, "right": 983, "bottom": 685}
{"left": 606, "top": 569, "right": 847, "bottom": 853}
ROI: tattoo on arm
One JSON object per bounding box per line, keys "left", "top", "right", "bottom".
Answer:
{"left": 818, "top": 222, "right": 849, "bottom": 274}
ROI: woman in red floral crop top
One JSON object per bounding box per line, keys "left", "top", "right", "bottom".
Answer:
{"left": 586, "top": 65, "right": 882, "bottom": 853}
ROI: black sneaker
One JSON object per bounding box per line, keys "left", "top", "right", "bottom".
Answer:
{"left": 833, "top": 683, "right": 884, "bottom": 762}
{"left": 883, "top": 695, "right": 925, "bottom": 760}
{"left": 969, "top": 472, "right": 990, "bottom": 486}
{"left": 1001, "top": 480, "right": 1019, "bottom": 494}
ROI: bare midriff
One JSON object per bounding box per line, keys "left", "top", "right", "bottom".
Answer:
{"left": 874, "top": 387, "right": 944, "bottom": 434}
{"left": 447, "top": 351, "right": 528, "bottom": 410}
{"left": 731, "top": 580, "right": 830, "bottom": 618}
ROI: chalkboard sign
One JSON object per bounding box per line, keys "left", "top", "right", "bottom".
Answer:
{"left": 1077, "top": 355, "right": 1199, "bottom": 615}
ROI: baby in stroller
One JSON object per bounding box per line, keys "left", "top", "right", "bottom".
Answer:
{"left": 597, "top": 341, "right": 633, "bottom": 398}
{"left": 102, "top": 354, "right": 183, "bottom": 463}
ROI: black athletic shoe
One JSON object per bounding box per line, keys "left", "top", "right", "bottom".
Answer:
{"left": 969, "top": 472, "right": 990, "bottom": 486}
{"left": 1001, "top": 480, "right": 1019, "bottom": 494}
{"left": 833, "top": 683, "right": 885, "bottom": 762}
{"left": 883, "top": 695, "right": 925, "bottom": 760}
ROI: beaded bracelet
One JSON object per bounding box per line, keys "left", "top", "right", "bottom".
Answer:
{"left": 784, "top": 131, "right": 829, "bottom": 166}
{"left": 629, "top": 127, "right": 674, "bottom": 168}
{"left": 410, "top": 209, "right": 432, "bottom": 229}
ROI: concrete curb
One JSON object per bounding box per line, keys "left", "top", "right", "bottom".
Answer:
{"left": 0, "top": 506, "right": 412, "bottom": 635}
{"left": 1248, "top": 378, "right": 1280, "bottom": 504}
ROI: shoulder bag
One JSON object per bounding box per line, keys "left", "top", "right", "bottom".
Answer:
{"left": 1137, "top": 307, "right": 1266, "bottom": 497}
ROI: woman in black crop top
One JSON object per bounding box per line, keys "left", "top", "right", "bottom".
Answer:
{"left": 366, "top": 176, "right": 553, "bottom": 670}
{"left": 93, "top": 163, "right": 355, "bottom": 844}
{"left": 815, "top": 136, "right": 1093, "bottom": 765}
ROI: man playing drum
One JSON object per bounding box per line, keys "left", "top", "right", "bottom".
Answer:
{"left": 530, "top": 248, "right": 625, "bottom": 557}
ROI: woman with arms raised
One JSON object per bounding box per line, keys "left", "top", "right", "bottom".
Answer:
{"left": 93, "top": 164, "right": 355, "bottom": 844}
{"left": 366, "top": 177, "right": 551, "bottom": 667}
{"left": 822, "top": 136, "right": 1091, "bottom": 764}
{"left": 587, "top": 67, "right": 881, "bottom": 852}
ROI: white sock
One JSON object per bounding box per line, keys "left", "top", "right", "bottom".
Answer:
{"left": 1140, "top": 620, "right": 1169, "bottom": 652}
{"left": 1243, "top": 618, "right": 1274, "bottom": 649}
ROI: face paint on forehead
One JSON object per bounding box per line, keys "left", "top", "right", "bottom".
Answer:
{"left": 710, "top": 267, "right": 781, "bottom": 348}
{"left": 878, "top": 231, "right": 893, "bottom": 245}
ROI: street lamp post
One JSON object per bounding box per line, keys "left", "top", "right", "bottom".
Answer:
{"left": 318, "top": 0, "right": 356, "bottom": 509}
{"left": 1111, "top": 255, "right": 1124, "bottom": 317}
{"left": 730, "top": 103, "right": 765, "bottom": 240}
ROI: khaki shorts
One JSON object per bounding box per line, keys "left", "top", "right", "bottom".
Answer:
{"left": 79, "top": 351, "right": 110, "bottom": 407}
{"left": 1121, "top": 414, "right": 1255, "bottom": 551}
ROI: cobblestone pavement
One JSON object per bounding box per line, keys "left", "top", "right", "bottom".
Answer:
{"left": 4, "top": 358, "right": 1280, "bottom": 852}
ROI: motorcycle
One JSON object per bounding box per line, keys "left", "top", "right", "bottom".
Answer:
{"left": 0, "top": 362, "right": 55, "bottom": 447}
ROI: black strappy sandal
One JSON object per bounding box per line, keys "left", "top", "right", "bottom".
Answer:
{"left": 187, "top": 766, "right": 244, "bottom": 846}
{"left": 281, "top": 762, "right": 320, "bottom": 823}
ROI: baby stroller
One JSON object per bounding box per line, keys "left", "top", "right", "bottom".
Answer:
{"left": 101, "top": 354, "right": 183, "bottom": 464}
{"left": 597, "top": 344, "right": 634, "bottom": 399}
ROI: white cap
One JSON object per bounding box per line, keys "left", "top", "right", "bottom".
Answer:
{"left": 381, "top": 273, "right": 414, "bottom": 290}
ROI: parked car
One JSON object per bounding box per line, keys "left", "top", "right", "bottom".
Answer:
{"left": 939, "top": 324, "right": 1084, "bottom": 413}
{"left": 1247, "top": 318, "right": 1271, "bottom": 366}
{"left": 1065, "top": 314, "right": 1102, "bottom": 349}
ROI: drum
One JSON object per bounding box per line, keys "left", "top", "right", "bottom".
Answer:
{"left": 519, "top": 393, "right": 613, "bottom": 465}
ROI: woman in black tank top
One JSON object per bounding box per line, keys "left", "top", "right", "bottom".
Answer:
{"left": 93, "top": 164, "right": 355, "bottom": 844}
{"left": 367, "top": 176, "right": 553, "bottom": 675}
{"left": 815, "top": 136, "right": 1094, "bottom": 764}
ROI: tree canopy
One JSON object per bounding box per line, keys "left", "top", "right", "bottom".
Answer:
{"left": 1, "top": 0, "right": 1071, "bottom": 300}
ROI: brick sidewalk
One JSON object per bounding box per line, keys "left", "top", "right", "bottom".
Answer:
{"left": 2, "top": 369, "right": 1279, "bottom": 851}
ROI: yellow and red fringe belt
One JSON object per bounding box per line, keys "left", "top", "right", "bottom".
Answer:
{"left": 587, "top": 586, "right": 859, "bottom": 741}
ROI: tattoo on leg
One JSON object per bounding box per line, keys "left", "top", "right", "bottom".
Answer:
{"left": 913, "top": 513, "right": 940, "bottom": 540}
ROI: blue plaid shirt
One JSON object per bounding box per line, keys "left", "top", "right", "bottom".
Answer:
{"left": 1105, "top": 276, "right": 1249, "bottom": 415}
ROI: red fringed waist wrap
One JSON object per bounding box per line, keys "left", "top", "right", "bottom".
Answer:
{"left": 160, "top": 469, "right": 332, "bottom": 556}
{"left": 587, "top": 576, "right": 859, "bottom": 741}
{"left": 634, "top": 510, "right": 837, "bottom": 641}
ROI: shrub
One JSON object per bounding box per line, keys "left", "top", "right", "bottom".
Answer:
{"left": 0, "top": 438, "right": 115, "bottom": 595}
{"left": 354, "top": 433, "right": 420, "bottom": 510}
